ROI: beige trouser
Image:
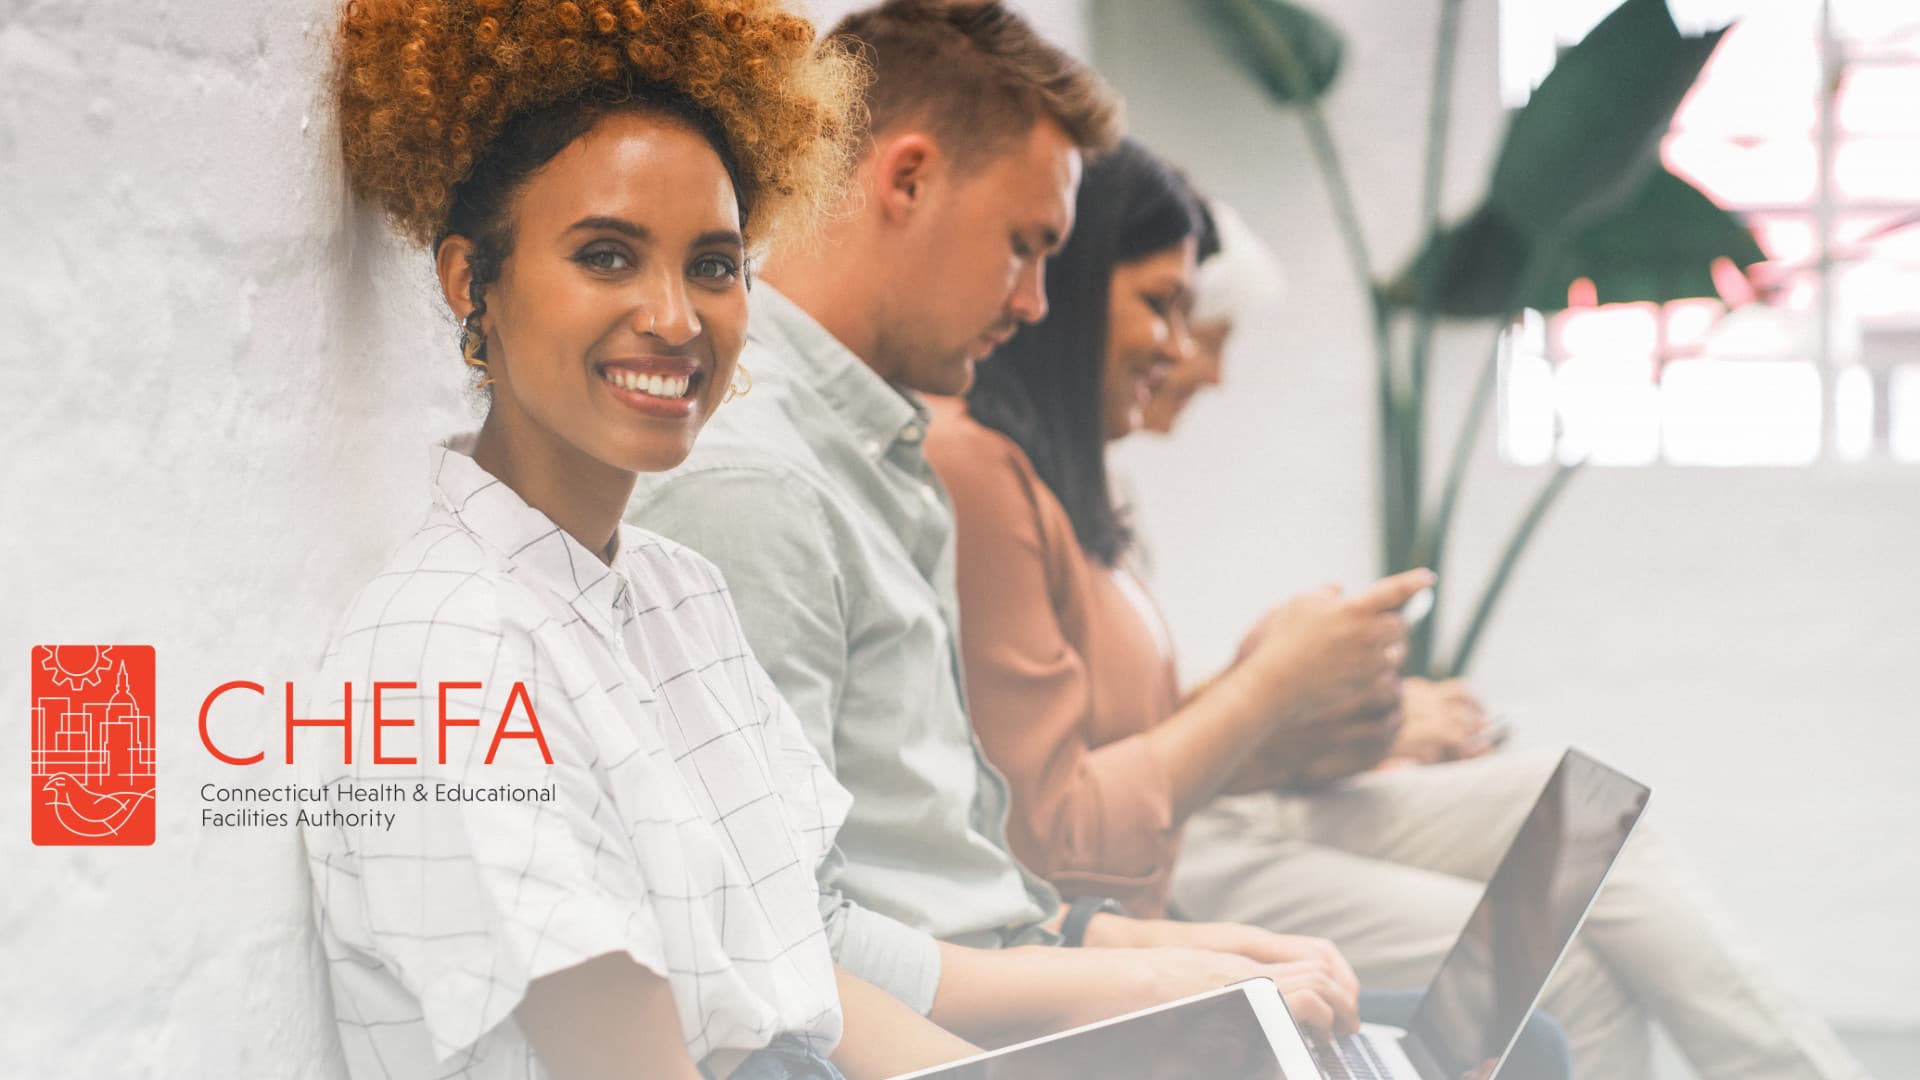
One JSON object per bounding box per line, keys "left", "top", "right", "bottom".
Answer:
{"left": 1173, "top": 749, "right": 1870, "bottom": 1080}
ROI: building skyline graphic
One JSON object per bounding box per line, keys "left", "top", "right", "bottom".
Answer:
{"left": 32, "top": 645, "right": 157, "bottom": 845}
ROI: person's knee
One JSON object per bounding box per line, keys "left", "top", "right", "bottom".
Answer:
{"left": 1502, "top": 1009, "right": 1574, "bottom": 1080}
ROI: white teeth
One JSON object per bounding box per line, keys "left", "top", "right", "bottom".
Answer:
{"left": 605, "top": 369, "right": 693, "bottom": 398}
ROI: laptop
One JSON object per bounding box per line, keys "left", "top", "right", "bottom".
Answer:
{"left": 891, "top": 748, "right": 1647, "bottom": 1080}
{"left": 1301, "top": 748, "right": 1651, "bottom": 1080}
{"left": 890, "top": 977, "right": 1314, "bottom": 1080}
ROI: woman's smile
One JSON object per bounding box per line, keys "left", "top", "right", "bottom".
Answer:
{"left": 596, "top": 356, "right": 704, "bottom": 419}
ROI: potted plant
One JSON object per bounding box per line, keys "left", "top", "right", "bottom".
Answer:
{"left": 1191, "top": 0, "right": 1764, "bottom": 674}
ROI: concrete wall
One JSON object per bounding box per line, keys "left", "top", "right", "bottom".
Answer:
{"left": 0, "top": 0, "right": 1083, "bottom": 1075}
{"left": 1, "top": 2, "right": 466, "bottom": 1074}
{"left": 1096, "top": 0, "right": 1920, "bottom": 1030}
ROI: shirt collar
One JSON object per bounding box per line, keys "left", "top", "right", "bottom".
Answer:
{"left": 430, "top": 435, "right": 633, "bottom": 638}
{"left": 748, "top": 284, "right": 931, "bottom": 461}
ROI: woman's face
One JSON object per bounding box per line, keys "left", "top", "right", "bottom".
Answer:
{"left": 456, "top": 111, "right": 748, "bottom": 476}
{"left": 1142, "top": 316, "right": 1232, "bottom": 434}
{"left": 1101, "top": 237, "right": 1198, "bottom": 441}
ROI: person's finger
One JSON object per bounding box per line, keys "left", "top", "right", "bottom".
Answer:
{"left": 1280, "top": 988, "right": 1335, "bottom": 1036}
{"left": 1316, "top": 941, "right": 1360, "bottom": 1001}
{"left": 1457, "top": 733, "right": 1495, "bottom": 759}
{"left": 1367, "top": 673, "right": 1404, "bottom": 712}
{"left": 1447, "top": 700, "right": 1489, "bottom": 735}
{"left": 1313, "top": 971, "right": 1361, "bottom": 1036}
{"left": 1351, "top": 568, "right": 1436, "bottom": 613}
{"left": 1370, "top": 611, "right": 1409, "bottom": 646}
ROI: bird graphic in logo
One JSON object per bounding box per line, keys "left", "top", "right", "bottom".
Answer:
{"left": 40, "top": 773, "right": 157, "bottom": 839}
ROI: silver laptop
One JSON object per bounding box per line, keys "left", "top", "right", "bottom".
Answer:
{"left": 892, "top": 749, "right": 1647, "bottom": 1080}
{"left": 890, "top": 978, "right": 1318, "bottom": 1079}
{"left": 1301, "top": 748, "right": 1651, "bottom": 1080}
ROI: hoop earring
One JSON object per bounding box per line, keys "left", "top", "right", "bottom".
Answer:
{"left": 461, "top": 314, "right": 492, "bottom": 390}
{"left": 724, "top": 362, "right": 753, "bottom": 403}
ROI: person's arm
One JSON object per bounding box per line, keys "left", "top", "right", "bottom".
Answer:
{"left": 634, "top": 467, "right": 943, "bottom": 1013}
{"left": 928, "top": 940, "right": 1360, "bottom": 1046}
{"left": 517, "top": 953, "right": 704, "bottom": 1080}
{"left": 934, "top": 428, "right": 1190, "bottom": 888}
{"left": 833, "top": 967, "right": 981, "bottom": 1080}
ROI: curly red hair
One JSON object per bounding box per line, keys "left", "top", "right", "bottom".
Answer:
{"left": 334, "top": 0, "right": 865, "bottom": 248}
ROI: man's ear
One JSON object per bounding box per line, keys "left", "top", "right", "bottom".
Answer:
{"left": 435, "top": 236, "right": 479, "bottom": 321}
{"left": 871, "top": 132, "right": 940, "bottom": 225}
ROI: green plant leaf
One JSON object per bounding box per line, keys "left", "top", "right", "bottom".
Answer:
{"left": 1388, "top": 164, "right": 1764, "bottom": 315}
{"left": 1489, "top": 0, "right": 1727, "bottom": 236}
{"left": 1383, "top": 204, "right": 1535, "bottom": 316}
{"left": 1190, "top": 0, "right": 1346, "bottom": 104}
{"left": 1526, "top": 164, "right": 1765, "bottom": 310}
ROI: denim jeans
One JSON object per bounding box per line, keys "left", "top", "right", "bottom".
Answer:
{"left": 702, "top": 1035, "right": 847, "bottom": 1080}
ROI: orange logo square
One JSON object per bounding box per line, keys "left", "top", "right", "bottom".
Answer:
{"left": 31, "top": 646, "right": 156, "bottom": 846}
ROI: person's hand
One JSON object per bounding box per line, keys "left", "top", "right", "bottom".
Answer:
{"left": 1384, "top": 677, "right": 1494, "bottom": 766}
{"left": 1080, "top": 918, "right": 1360, "bottom": 1037}
{"left": 1090, "top": 945, "right": 1361, "bottom": 1038}
{"left": 1100, "top": 918, "right": 1359, "bottom": 1001}
{"left": 1217, "top": 569, "right": 1433, "bottom": 789}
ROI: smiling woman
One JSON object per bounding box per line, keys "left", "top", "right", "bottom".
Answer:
{"left": 304, "top": 3, "right": 980, "bottom": 1080}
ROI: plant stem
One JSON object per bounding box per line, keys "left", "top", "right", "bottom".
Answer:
{"left": 1406, "top": 319, "right": 1503, "bottom": 674}
{"left": 1442, "top": 460, "right": 1582, "bottom": 677}
{"left": 1418, "top": 318, "right": 1509, "bottom": 575}
{"left": 1403, "top": 0, "right": 1465, "bottom": 588}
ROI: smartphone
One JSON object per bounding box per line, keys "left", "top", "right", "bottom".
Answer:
{"left": 1399, "top": 586, "right": 1435, "bottom": 627}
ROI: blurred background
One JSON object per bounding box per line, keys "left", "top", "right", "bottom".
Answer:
{"left": 2, "top": 0, "right": 1913, "bottom": 1076}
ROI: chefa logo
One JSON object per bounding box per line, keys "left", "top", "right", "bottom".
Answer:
{"left": 31, "top": 646, "right": 156, "bottom": 846}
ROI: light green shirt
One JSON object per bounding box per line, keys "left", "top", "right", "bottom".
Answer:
{"left": 628, "top": 286, "right": 1060, "bottom": 1014}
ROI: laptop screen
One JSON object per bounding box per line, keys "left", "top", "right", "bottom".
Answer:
{"left": 1406, "top": 750, "right": 1651, "bottom": 1079}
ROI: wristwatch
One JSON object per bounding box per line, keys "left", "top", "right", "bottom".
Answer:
{"left": 1060, "top": 895, "right": 1127, "bottom": 947}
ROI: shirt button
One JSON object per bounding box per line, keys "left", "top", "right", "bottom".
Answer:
{"left": 919, "top": 483, "right": 939, "bottom": 506}
{"left": 900, "top": 422, "right": 924, "bottom": 444}
{"left": 862, "top": 438, "right": 882, "bottom": 456}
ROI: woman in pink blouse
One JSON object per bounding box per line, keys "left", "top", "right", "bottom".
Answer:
{"left": 925, "top": 141, "right": 1428, "bottom": 917}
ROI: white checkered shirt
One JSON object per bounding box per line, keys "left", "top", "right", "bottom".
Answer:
{"left": 301, "top": 437, "right": 850, "bottom": 1078}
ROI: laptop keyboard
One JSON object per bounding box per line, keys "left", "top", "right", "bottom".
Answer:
{"left": 1307, "top": 1032, "right": 1395, "bottom": 1080}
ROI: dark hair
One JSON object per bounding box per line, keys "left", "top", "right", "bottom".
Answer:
{"left": 829, "top": 0, "right": 1122, "bottom": 164}
{"left": 439, "top": 85, "right": 749, "bottom": 331}
{"left": 1195, "top": 195, "right": 1221, "bottom": 264}
{"left": 966, "top": 139, "right": 1203, "bottom": 565}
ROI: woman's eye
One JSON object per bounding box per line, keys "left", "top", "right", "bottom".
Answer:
{"left": 1144, "top": 293, "right": 1173, "bottom": 318}
{"left": 691, "top": 254, "right": 740, "bottom": 281}
{"left": 576, "top": 247, "right": 632, "bottom": 272}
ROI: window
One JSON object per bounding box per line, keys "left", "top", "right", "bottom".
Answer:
{"left": 1498, "top": 0, "right": 1920, "bottom": 465}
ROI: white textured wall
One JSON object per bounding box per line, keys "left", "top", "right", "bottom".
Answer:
{"left": 1, "top": 1, "right": 467, "bottom": 1075}
{"left": 0, "top": 1, "right": 1088, "bottom": 1074}
{"left": 1097, "top": 0, "right": 1920, "bottom": 1030}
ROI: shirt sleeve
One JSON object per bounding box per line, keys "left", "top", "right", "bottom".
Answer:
{"left": 303, "top": 587, "right": 683, "bottom": 1066}
{"left": 928, "top": 421, "right": 1180, "bottom": 896}
{"left": 632, "top": 466, "right": 944, "bottom": 1014}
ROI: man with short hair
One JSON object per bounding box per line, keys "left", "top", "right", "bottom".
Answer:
{"left": 628, "top": 0, "right": 1404, "bottom": 1051}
